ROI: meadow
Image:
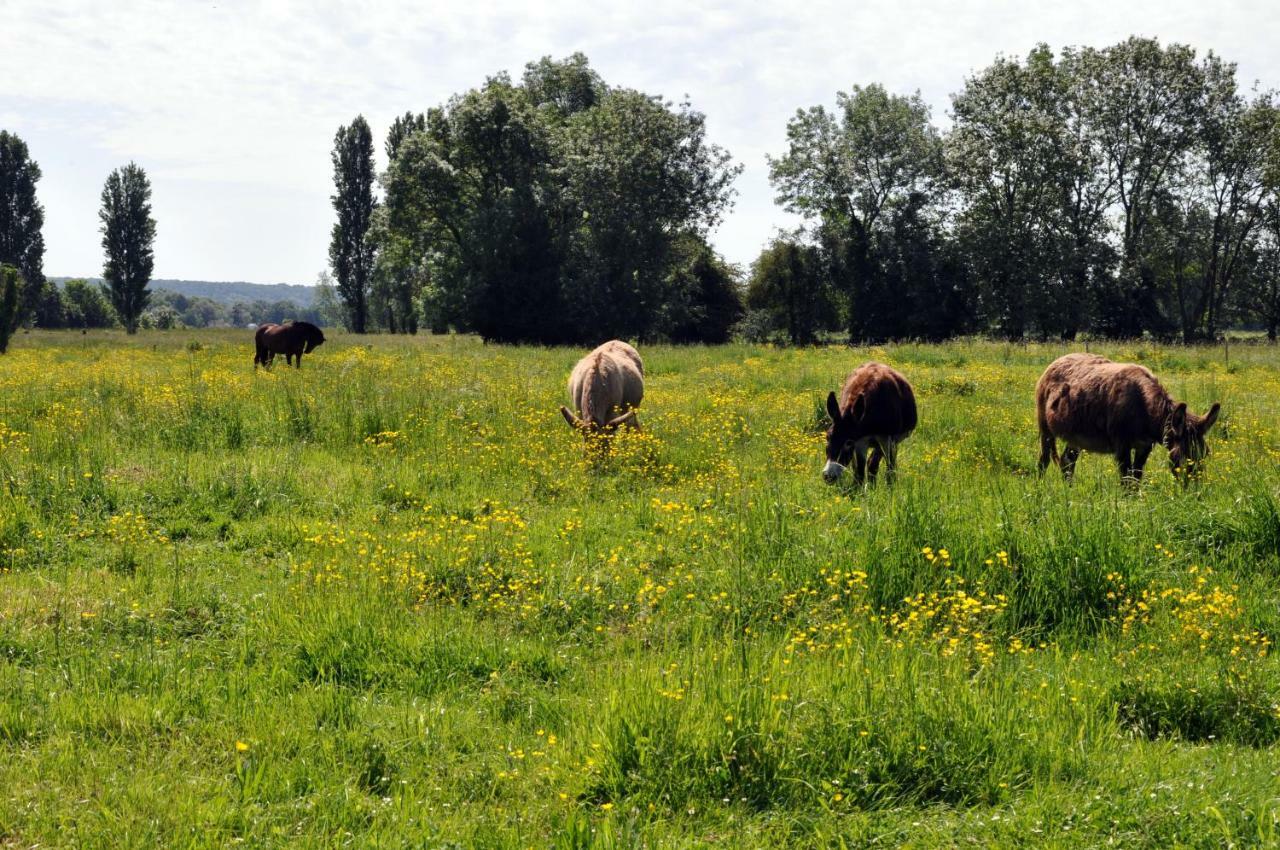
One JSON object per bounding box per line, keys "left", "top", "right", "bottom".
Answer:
{"left": 1, "top": 330, "right": 1279, "bottom": 848}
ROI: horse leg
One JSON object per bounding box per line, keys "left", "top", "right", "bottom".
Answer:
{"left": 294, "top": 351, "right": 302, "bottom": 369}
{"left": 1060, "top": 446, "right": 1080, "bottom": 481}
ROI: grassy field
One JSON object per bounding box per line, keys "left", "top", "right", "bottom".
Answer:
{"left": 1, "top": 330, "right": 1279, "bottom": 848}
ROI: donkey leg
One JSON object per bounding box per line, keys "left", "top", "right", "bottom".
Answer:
{"left": 1130, "top": 443, "right": 1153, "bottom": 483}
{"left": 1114, "top": 448, "right": 1136, "bottom": 486}
{"left": 1038, "top": 430, "right": 1057, "bottom": 475}
{"left": 294, "top": 352, "right": 303, "bottom": 369}
{"left": 867, "top": 445, "right": 884, "bottom": 483}
{"left": 852, "top": 447, "right": 868, "bottom": 485}
{"left": 884, "top": 439, "right": 900, "bottom": 484}
{"left": 1060, "top": 447, "right": 1081, "bottom": 481}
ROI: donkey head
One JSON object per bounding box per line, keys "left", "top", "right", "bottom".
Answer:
{"left": 560, "top": 406, "right": 637, "bottom": 436}
{"left": 1164, "top": 401, "right": 1220, "bottom": 481}
{"left": 822, "top": 390, "right": 868, "bottom": 483}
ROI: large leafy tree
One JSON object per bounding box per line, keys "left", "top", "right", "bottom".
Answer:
{"left": 99, "top": 163, "right": 156, "bottom": 334}
{"left": 559, "top": 87, "right": 738, "bottom": 338}
{"left": 1075, "top": 37, "right": 1236, "bottom": 336}
{"left": 0, "top": 131, "right": 46, "bottom": 320}
{"left": 1149, "top": 95, "right": 1278, "bottom": 340}
{"left": 769, "top": 84, "right": 944, "bottom": 342}
{"left": 329, "top": 115, "right": 378, "bottom": 334}
{"left": 662, "top": 234, "right": 744, "bottom": 344}
{"left": 949, "top": 46, "right": 1079, "bottom": 339}
{"left": 385, "top": 55, "right": 738, "bottom": 344}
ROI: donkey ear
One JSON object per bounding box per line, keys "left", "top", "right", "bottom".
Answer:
{"left": 1200, "top": 402, "right": 1221, "bottom": 433}
{"left": 560, "top": 406, "right": 583, "bottom": 429}
{"left": 825, "top": 391, "right": 841, "bottom": 422}
{"left": 1170, "top": 402, "right": 1187, "bottom": 433}
{"left": 851, "top": 393, "right": 866, "bottom": 420}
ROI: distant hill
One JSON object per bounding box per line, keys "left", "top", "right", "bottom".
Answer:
{"left": 50, "top": 278, "right": 316, "bottom": 307}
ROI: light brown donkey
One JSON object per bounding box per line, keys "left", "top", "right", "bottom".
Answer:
{"left": 1036, "top": 353, "right": 1220, "bottom": 483}
{"left": 559, "top": 340, "right": 644, "bottom": 433}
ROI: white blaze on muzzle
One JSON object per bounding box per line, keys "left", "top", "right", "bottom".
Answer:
{"left": 822, "top": 460, "right": 846, "bottom": 482}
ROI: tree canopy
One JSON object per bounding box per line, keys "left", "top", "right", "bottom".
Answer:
{"left": 383, "top": 54, "right": 741, "bottom": 343}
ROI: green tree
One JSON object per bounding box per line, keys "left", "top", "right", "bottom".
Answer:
{"left": 0, "top": 265, "right": 21, "bottom": 353}
{"left": 949, "top": 46, "right": 1077, "bottom": 338}
{"left": 313, "top": 271, "right": 347, "bottom": 329}
{"left": 385, "top": 111, "right": 426, "bottom": 162}
{"left": 329, "top": 116, "right": 377, "bottom": 334}
{"left": 63, "top": 279, "right": 118, "bottom": 328}
{"left": 369, "top": 208, "right": 420, "bottom": 333}
{"left": 99, "top": 163, "right": 156, "bottom": 334}
{"left": 384, "top": 55, "right": 739, "bottom": 344}
{"left": 746, "top": 237, "right": 834, "bottom": 345}
{"left": 32, "top": 279, "right": 66, "bottom": 328}
{"left": 0, "top": 131, "right": 45, "bottom": 320}
{"left": 1076, "top": 37, "right": 1236, "bottom": 337}
{"left": 1150, "top": 96, "right": 1278, "bottom": 340}
{"left": 662, "top": 234, "right": 743, "bottom": 344}
{"left": 769, "top": 84, "right": 944, "bottom": 342}
{"left": 559, "top": 86, "right": 739, "bottom": 338}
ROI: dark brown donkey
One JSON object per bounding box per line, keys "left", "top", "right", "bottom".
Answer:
{"left": 1036, "top": 353, "right": 1220, "bottom": 483}
{"left": 254, "top": 321, "right": 326, "bottom": 369}
{"left": 823, "top": 363, "right": 918, "bottom": 485}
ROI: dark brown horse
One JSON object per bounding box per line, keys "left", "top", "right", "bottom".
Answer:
{"left": 254, "top": 321, "right": 325, "bottom": 369}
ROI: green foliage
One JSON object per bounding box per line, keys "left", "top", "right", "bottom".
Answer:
{"left": 385, "top": 54, "right": 740, "bottom": 343}
{"left": 99, "top": 162, "right": 156, "bottom": 334}
{"left": 662, "top": 234, "right": 744, "bottom": 344}
{"left": 329, "top": 115, "right": 378, "bottom": 334}
{"left": 0, "top": 264, "right": 21, "bottom": 353}
{"left": 769, "top": 84, "right": 952, "bottom": 343}
{"left": 0, "top": 130, "right": 45, "bottom": 319}
{"left": 746, "top": 237, "right": 833, "bottom": 344}
{"left": 770, "top": 38, "right": 1280, "bottom": 342}
{"left": 61, "top": 278, "right": 118, "bottom": 328}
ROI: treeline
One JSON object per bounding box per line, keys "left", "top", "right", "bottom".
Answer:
{"left": 27, "top": 281, "right": 336, "bottom": 331}
{"left": 4, "top": 37, "right": 1280, "bottom": 349}
{"left": 326, "top": 39, "right": 1280, "bottom": 344}
{"left": 760, "top": 38, "right": 1280, "bottom": 343}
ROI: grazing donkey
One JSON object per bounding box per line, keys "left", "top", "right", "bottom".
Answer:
{"left": 559, "top": 340, "right": 644, "bottom": 434}
{"left": 1036, "top": 353, "right": 1221, "bottom": 483}
{"left": 823, "top": 363, "right": 918, "bottom": 485}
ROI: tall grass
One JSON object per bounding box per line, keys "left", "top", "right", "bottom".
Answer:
{"left": 0, "top": 329, "right": 1278, "bottom": 847}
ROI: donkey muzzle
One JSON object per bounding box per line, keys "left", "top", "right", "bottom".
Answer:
{"left": 822, "top": 461, "right": 846, "bottom": 483}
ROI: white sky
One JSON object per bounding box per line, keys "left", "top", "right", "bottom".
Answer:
{"left": 3, "top": 0, "right": 1278, "bottom": 284}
